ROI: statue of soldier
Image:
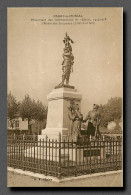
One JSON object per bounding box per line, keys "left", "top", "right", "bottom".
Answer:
{"left": 68, "top": 101, "right": 83, "bottom": 141}
{"left": 59, "top": 33, "right": 74, "bottom": 86}
{"left": 83, "top": 104, "right": 101, "bottom": 140}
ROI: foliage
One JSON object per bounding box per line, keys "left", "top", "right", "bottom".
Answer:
{"left": 7, "top": 92, "right": 20, "bottom": 120}
{"left": 99, "top": 97, "right": 122, "bottom": 127}
{"left": 8, "top": 91, "right": 122, "bottom": 129}
{"left": 7, "top": 92, "right": 47, "bottom": 122}
{"left": 19, "top": 94, "right": 47, "bottom": 121}
{"left": 19, "top": 95, "right": 33, "bottom": 121}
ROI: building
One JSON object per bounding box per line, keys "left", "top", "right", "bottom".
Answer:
{"left": 7, "top": 117, "right": 28, "bottom": 135}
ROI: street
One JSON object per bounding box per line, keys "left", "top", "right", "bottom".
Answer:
{"left": 8, "top": 171, "right": 123, "bottom": 187}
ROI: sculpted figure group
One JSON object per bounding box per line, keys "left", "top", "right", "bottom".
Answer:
{"left": 68, "top": 101, "right": 101, "bottom": 142}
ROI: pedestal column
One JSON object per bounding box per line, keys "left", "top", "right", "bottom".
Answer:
{"left": 38, "top": 86, "right": 82, "bottom": 141}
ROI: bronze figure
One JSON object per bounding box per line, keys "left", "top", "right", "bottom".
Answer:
{"left": 59, "top": 33, "right": 74, "bottom": 86}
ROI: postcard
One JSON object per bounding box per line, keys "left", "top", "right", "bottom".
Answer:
{"left": 7, "top": 7, "right": 123, "bottom": 187}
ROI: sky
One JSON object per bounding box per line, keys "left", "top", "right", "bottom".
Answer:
{"left": 8, "top": 8, "right": 123, "bottom": 116}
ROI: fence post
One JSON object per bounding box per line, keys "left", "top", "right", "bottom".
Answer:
{"left": 100, "top": 137, "right": 102, "bottom": 170}
{"left": 39, "top": 139, "right": 41, "bottom": 173}
{"left": 103, "top": 136, "right": 105, "bottom": 172}
{"left": 49, "top": 138, "right": 51, "bottom": 174}
{"left": 45, "top": 135, "right": 48, "bottom": 176}
{"left": 112, "top": 137, "right": 114, "bottom": 156}
{"left": 115, "top": 138, "right": 118, "bottom": 170}
{"left": 58, "top": 132, "right": 61, "bottom": 179}
{"left": 67, "top": 138, "right": 69, "bottom": 174}
{"left": 33, "top": 136, "right": 36, "bottom": 173}
{"left": 52, "top": 139, "right": 54, "bottom": 165}
{"left": 89, "top": 139, "right": 92, "bottom": 174}
{"left": 42, "top": 138, "right": 45, "bottom": 175}
{"left": 23, "top": 135, "right": 25, "bottom": 171}
{"left": 109, "top": 137, "right": 112, "bottom": 169}
{"left": 120, "top": 137, "right": 122, "bottom": 169}
{"left": 75, "top": 142, "right": 77, "bottom": 177}
{"left": 21, "top": 135, "right": 23, "bottom": 169}
{"left": 14, "top": 135, "right": 16, "bottom": 169}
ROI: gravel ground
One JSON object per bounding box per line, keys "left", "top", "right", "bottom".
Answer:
{"left": 7, "top": 171, "right": 123, "bottom": 187}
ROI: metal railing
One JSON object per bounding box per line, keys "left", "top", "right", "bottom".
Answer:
{"left": 7, "top": 134, "right": 122, "bottom": 179}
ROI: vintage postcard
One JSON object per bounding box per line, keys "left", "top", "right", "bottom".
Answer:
{"left": 7, "top": 7, "right": 123, "bottom": 187}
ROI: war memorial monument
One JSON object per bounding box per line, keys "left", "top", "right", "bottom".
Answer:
{"left": 38, "top": 33, "right": 84, "bottom": 142}
{"left": 7, "top": 8, "right": 123, "bottom": 186}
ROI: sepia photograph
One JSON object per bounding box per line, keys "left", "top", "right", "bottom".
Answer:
{"left": 7, "top": 7, "right": 123, "bottom": 187}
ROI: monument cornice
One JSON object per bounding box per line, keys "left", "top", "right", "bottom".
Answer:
{"left": 47, "top": 87, "right": 82, "bottom": 101}
{"left": 48, "top": 96, "right": 82, "bottom": 101}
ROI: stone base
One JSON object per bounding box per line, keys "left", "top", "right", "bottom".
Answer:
{"left": 24, "top": 144, "right": 105, "bottom": 163}
{"left": 38, "top": 128, "right": 68, "bottom": 141}
{"left": 40, "top": 87, "right": 82, "bottom": 141}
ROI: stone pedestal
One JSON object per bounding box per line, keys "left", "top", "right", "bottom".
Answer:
{"left": 38, "top": 86, "right": 82, "bottom": 141}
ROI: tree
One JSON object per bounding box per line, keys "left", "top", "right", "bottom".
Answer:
{"left": 19, "top": 94, "right": 33, "bottom": 121}
{"left": 34, "top": 100, "right": 47, "bottom": 120}
{"left": 99, "top": 97, "right": 122, "bottom": 127}
{"left": 7, "top": 92, "right": 19, "bottom": 120}
{"left": 19, "top": 94, "right": 47, "bottom": 121}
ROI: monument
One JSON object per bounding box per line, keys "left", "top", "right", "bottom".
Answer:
{"left": 38, "top": 33, "right": 82, "bottom": 141}
{"left": 29, "top": 33, "right": 104, "bottom": 163}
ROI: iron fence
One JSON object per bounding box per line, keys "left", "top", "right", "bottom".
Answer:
{"left": 7, "top": 135, "right": 122, "bottom": 179}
